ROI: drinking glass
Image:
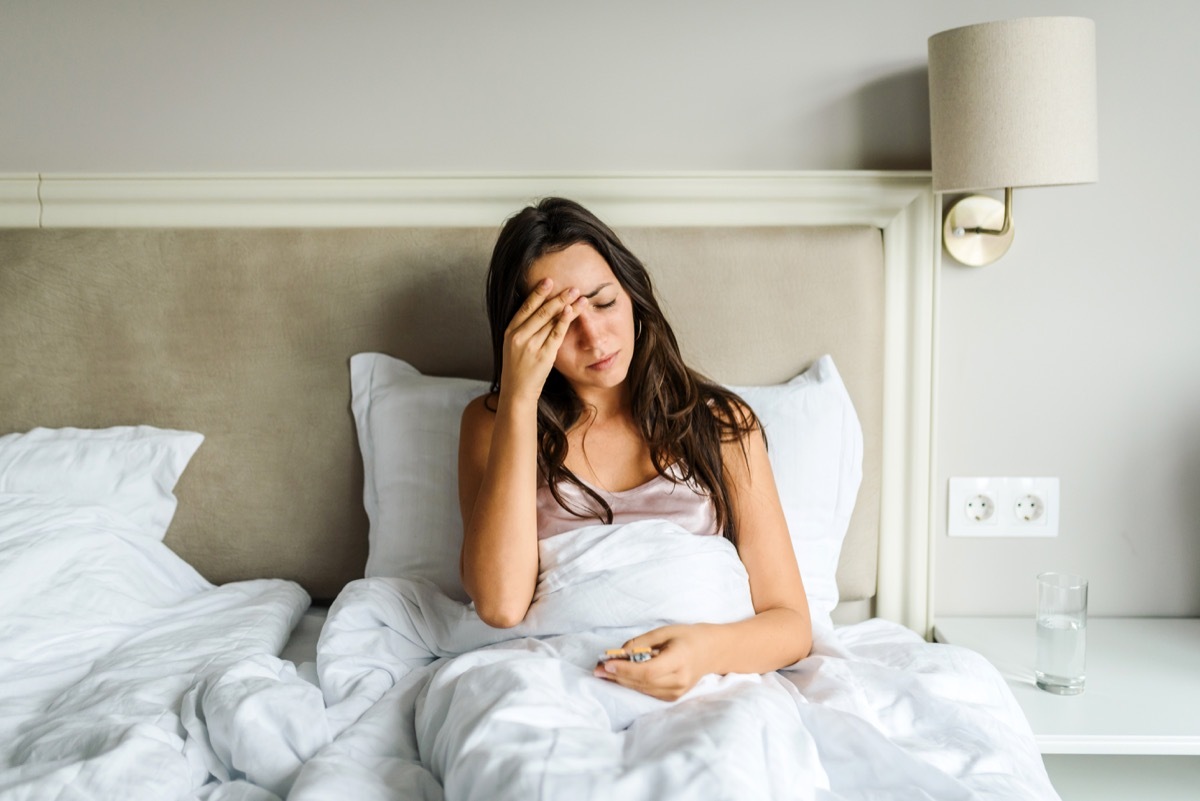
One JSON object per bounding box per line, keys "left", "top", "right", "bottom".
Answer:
{"left": 1035, "top": 571, "right": 1088, "bottom": 695}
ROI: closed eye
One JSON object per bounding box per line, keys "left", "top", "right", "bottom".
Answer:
{"left": 594, "top": 299, "right": 617, "bottom": 310}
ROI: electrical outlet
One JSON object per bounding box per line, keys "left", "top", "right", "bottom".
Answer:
{"left": 965, "top": 493, "right": 995, "bottom": 522}
{"left": 947, "top": 478, "right": 998, "bottom": 534}
{"left": 1014, "top": 493, "right": 1044, "bottom": 523}
{"left": 948, "top": 477, "right": 1059, "bottom": 537}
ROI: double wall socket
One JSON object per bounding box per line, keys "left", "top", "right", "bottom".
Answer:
{"left": 947, "top": 477, "right": 1060, "bottom": 537}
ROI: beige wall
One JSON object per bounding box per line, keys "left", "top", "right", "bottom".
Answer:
{"left": 3, "top": 1, "right": 1197, "bottom": 616}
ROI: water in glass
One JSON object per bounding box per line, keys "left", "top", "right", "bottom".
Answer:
{"left": 1035, "top": 613, "right": 1086, "bottom": 694}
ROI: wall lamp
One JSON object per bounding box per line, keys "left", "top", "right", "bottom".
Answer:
{"left": 928, "top": 17, "right": 1098, "bottom": 266}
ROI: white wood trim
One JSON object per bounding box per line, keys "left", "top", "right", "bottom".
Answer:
{"left": 21, "top": 171, "right": 927, "bottom": 228}
{"left": 1039, "top": 735, "right": 1200, "bottom": 757}
{"left": 875, "top": 183, "right": 939, "bottom": 638}
{"left": 0, "top": 174, "right": 41, "bottom": 227}
{"left": 926, "top": 195, "right": 944, "bottom": 638}
{"left": 2, "top": 171, "right": 938, "bottom": 635}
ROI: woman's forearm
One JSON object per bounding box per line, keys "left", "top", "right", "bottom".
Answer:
{"left": 701, "top": 607, "right": 812, "bottom": 675}
{"left": 460, "top": 395, "right": 541, "bottom": 627}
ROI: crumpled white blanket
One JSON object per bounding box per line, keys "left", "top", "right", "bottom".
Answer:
{"left": 0, "top": 496, "right": 311, "bottom": 801}
{"left": 284, "top": 520, "right": 1059, "bottom": 801}
{"left": 7, "top": 504, "right": 1054, "bottom": 801}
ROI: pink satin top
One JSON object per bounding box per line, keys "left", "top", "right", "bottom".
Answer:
{"left": 536, "top": 466, "right": 721, "bottom": 540}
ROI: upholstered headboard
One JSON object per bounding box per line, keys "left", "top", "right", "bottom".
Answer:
{"left": 0, "top": 173, "right": 936, "bottom": 630}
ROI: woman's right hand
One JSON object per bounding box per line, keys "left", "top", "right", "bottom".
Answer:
{"left": 499, "top": 278, "right": 586, "bottom": 403}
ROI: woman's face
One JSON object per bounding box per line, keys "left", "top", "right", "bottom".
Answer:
{"left": 525, "top": 242, "right": 637, "bottom": 398}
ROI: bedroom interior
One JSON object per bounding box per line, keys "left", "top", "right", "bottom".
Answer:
{"left": 2, "top": 3, "right": 1197, "bottom": 800}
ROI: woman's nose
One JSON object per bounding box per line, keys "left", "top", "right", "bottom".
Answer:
{"left": 572, "top": 310, "right": 601, "bottom": 348}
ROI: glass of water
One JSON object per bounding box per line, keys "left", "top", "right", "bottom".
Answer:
{"left": 1035, "top": 571, "right": 1088, "bottom": 695}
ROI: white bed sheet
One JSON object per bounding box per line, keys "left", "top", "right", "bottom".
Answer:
{"left": 0, "top": 496, "right": 311, "bottom": 801}
{"left": 1, "top": 503, "right": 1059, "bottom": 801}
{"left": 282, "top": 520, "right": 1059, "bottom": 801}
{"left": 280, "top": 606, "right": 328, "bottom": 666}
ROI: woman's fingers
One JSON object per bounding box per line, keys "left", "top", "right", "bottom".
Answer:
{"left": 507, "top": 278, "right": 555, "bottom": 331}
{"left": 527, "top": 286, "right": 580, "bottom": 333}
{"left": 499, "top": 288, "right": 585, "bottom": 400}
{"left": 594, "top": 660, "right": 688, "bottom": 701}
{"left": 508, "top": 282, "right": 578, "bottom": 336}
{"left": 591, "top": 625, "right": 707, "bottom": 701}
{"left": 510, "top": 287, "right": 583, "bottom": 357}
{"left": 537, "top": 295, "right": 587, "bottom": 353}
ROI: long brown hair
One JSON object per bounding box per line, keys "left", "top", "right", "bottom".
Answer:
{"left": 485, "top": 197, "right": 759, "bottom": 545}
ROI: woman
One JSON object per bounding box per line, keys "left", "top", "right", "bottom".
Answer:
{"left": 457, "top": 197, "right": 812, "bottom": 701}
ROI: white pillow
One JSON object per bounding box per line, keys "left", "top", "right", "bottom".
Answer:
{"left": 350, "top": 353, "right": 487, "bottom": 601}
{"left": 0, "top": 426, "right": 204, "bottom": 541}
{"left": 732, "top": 355, "right": 863, "bottom": 630}
{"left": 351, "top": 353, "right": 863, "bottom": 629}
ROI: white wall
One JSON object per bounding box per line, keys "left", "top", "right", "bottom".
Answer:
{"left": 3, "top": 1, "right": 1197, "bottom": 617}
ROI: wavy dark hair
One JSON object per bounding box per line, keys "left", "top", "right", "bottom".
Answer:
{"left": 485, "top": 197, "right": 760, "bottom": 545}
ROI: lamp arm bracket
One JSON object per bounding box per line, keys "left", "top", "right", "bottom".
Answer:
{"left": 954, "top": 187, "right": 1013, "bottom": 237}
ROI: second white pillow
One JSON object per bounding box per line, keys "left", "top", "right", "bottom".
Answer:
{"left": 0, "top": 425, "right": 205, "bottom": 541}
{"left": 732, "top": 355, "right": 863, "bottom": 630}
{"left": 350, "top": 353, "right": 488, "bottom": 601}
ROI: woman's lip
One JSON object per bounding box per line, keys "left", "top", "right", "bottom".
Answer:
{"left": 588, "top": 352, "right": 618, "bottom": 370}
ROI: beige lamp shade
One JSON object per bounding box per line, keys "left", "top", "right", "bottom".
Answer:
{"left": 928, "top": 17, "right": 1098, "bottom": 193}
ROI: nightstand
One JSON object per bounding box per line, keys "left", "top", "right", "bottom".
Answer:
{"left": 934, "top": 617, "right": 1200, "bottom": 801}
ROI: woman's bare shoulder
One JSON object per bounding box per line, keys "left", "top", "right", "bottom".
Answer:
{"left": 461, "top": 392, "right": 500, "bottom": 433}
{"left": 707, "top": 391, "right": 760, "bottom": 435}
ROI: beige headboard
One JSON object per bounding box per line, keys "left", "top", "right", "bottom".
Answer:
{"left": 0, "top": 225, "right": 879, "bottom": 602}
{"left": 0, "top": 172, "right": 937, "bottom": 631}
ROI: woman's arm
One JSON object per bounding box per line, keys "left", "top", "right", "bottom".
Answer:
{"left": 457, "top": 394, "right": 539, "bottom": 628}
{"left": 458, "top": 279, "right": 587, "bottom": 628}
{"left": 707, "top": 414, "right": 814, "bottom": 671}
{"left": 595, "top": 414, "right": 813, "bottom": 698}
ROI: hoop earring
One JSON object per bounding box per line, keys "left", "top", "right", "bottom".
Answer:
{"left": 635, "top": 318, "right": 643, "bottom": 339}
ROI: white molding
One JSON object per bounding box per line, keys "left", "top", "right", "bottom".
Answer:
{"left": 0, "top": 174, "right": 41, "bottom": 227}
{"left": 1038, "top": 735, "right": 1200, "bottom": 757}
{"left": 25, "top": 171, "right": 929, "bottom": 228}
{"left": 874, "top": 184, "right": 940, "bottom": 638}
{"left": 3, "top": 171, "right": 938, "bottom": 635}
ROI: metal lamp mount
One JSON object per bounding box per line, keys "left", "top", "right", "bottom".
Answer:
{"left": 942, "top": 188, "right": 1015, "bottom": 267}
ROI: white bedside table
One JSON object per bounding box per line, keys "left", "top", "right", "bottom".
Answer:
{"left": 934, "top": 617, "right": 1200, "bottom": 801}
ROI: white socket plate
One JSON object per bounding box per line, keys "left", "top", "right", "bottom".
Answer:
{"left": 947, "top": 477, "right": 1060, "bottom": 537}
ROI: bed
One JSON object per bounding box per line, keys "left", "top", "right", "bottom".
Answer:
{"left": 0, "top": 173, "right": 1057, "bottom": 800}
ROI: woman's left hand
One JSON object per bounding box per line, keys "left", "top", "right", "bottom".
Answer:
{"left": 592, "top": 624, "right": 717, "bottom": 701}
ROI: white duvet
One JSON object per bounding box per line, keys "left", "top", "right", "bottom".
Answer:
{"left": 291, "top": 520, "right": 1059, "bottom": 801}
{"left": 0, "top": 496, "right": 311, "bottom": 801}
{"left": 1, "top": 502, "right": 1058, "bottom": 801}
